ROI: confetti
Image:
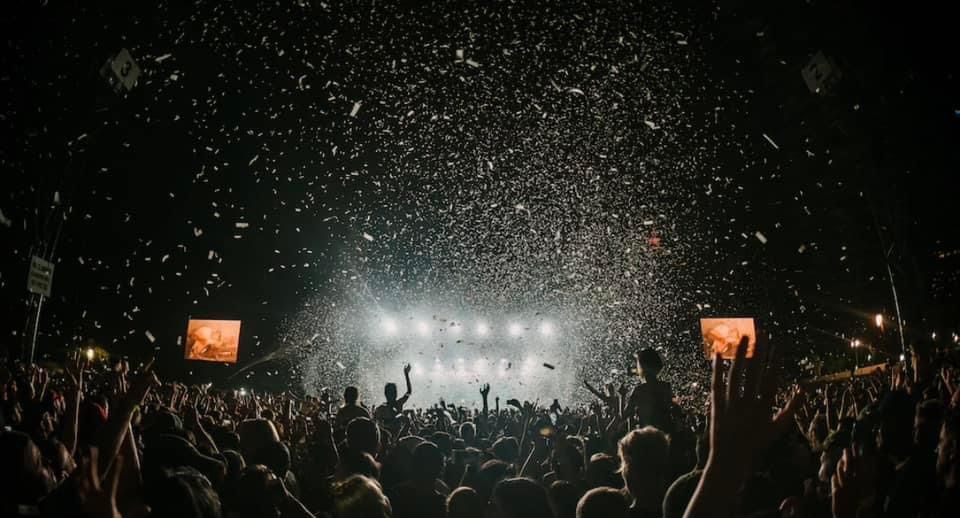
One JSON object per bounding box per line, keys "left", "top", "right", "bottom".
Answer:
{"left": 761, "top": 133, "right": 780, "bottom": 150}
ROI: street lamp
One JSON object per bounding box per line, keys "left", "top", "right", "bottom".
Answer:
{"left": 850, "top": 339, "right": 862, "bottom": 369}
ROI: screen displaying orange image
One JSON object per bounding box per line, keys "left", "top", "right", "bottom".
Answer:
{"left": 185, "top": 320, "right": 241, "bottom": 363}
{"left": 700, "top": 317, "right": 757, "bottom": 359}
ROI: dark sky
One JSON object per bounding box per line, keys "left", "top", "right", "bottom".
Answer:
{"left": 1, "top": 0, "right": 957, "bottom": 387}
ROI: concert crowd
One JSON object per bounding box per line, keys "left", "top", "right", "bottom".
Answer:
{"left": 2, "top": 337, "right": 960, "bottom": 518}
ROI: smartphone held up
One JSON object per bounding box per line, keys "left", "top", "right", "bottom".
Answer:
{"left": 700, "top": 317, "right": 757, "bottom": 359}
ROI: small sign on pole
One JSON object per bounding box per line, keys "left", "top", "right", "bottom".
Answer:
{"left": 100, "top": 48, "right": 141, "bottom": 93}
{"left": 801, "top": 51, "right": 842, "bottom": 94}
{"left": 27, "top": 256, "right": 54, "bottom": 297}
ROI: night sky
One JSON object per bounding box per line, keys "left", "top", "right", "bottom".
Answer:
{"left": 1, "top": 0, "right": 958, "bottom": 396}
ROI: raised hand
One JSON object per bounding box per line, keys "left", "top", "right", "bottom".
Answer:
{"left": 125, "top": 358, "right": 160, "bottom": 410}
{"left": 403, "top": 363, "right": 412, "bottom": 376}
{"left": 831, "top": 447, "right": 876, "bottom": 518}
{"left": 684, "top": 336, "right": 794, "bottom": 518}
{"left": 75, "top": 447, "right": 122, "bottom": 518}
{"left": 480, "top": 383, "right": 491, "bottom": 398}
{"left": 65, "top": 350, "right": 86, "bottom": 391}
{"left": 707, "top": 337, "right": 788, "bottom": 469}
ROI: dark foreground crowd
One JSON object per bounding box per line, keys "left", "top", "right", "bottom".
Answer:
{"left": 3, "top": 337, "right": 960, "bottom": 518}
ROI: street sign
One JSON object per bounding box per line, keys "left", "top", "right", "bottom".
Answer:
{"left": 801, "top": 51, "right": 841, "bottom": 94}
{"left": 100, "top": 48, "right": 141, "bottom": 93}
{"left": 27, "top": 256, "right": 54, "bottom": 297}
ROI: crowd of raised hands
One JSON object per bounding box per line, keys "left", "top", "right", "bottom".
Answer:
{"left": 2, "top": 337, "right": 960, "bottom": 518}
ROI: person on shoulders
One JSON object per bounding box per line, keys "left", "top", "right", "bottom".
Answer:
{"left": 335, "top": 386, "right": 371, "bottom": 430}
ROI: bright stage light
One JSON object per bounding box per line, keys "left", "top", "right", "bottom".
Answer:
{"left": 450, "top": 323, "right": 462, "bottom": 334}
{"left": 508, "top": 323, "right": 523, "bottom": 336}
{"left": 85, "top": 347, "right": 95, "bottom": 361}
{"left": 417, "top": 321, "right": 430, "bottom": 336}
{"left": 476, "top": 322, "right": 489, "bottom": 336}
{"left": 382, "top": 318, "right": 398, "bottom": 335}
{"left": 412, "top": 363, "right": 424, "bottom": 376}
{"left": 475, "top": 359, "right": 487, "bottom": 374}
{"left": 540, "top": 322, "right": 554, "bottom": 336}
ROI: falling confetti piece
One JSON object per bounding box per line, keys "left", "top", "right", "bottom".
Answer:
{"left": 755, "top": 231, "right": 768, "bottom": 244}
{"left": 762, "top": 133, "right": 780, "bottom": 150}
{"left": 145, "top": 330, "right": 156, "bottom": 343}
{"left": 362, "top": 232, "right": 375, "bottom": 242}
{"left": 350, "top": 101, "right": 362, "bottom": 117}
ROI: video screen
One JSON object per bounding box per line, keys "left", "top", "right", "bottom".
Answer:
{"left": 185, "top": 319, "right": 241, "bottom": 363}
{"left": 700, "top": 317, "right": 757, "bottom": 359}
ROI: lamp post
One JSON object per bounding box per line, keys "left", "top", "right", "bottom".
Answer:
{"left": 851, "top": 339, "right": 861, "bottom": 370}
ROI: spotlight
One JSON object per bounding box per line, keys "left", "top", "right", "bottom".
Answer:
{"left": 540, "top": 322, "right": 554, "bottom": 336}
{"left": 417, "top": 321, "right": 430, "bottom": 336}
{"left": 521, "top": 357, "right": 535, "bottom": 373}
{"left": 474, "top": 359, "right": 487, "bottom": 373}
{"left": 383, "top": 318, "right": 398, "bottom": 335}
{"left": 476, "top": 322, "right": 489, "bottom": 336}
{"left": 874, "top": 314, "right": 883, "bottom": 329}
{"left": 85, "top": 347, "right": 95, "bottom": 361}
{"left": 508, "top": 323, "right": 523, "bottom": 336}
{"left": 450, "top": 323, "right": 461, "bottom": 334}
{"left": 412, "top": 363, "right": 424, "bottom": 376}
{"left": 238, "top": 388, "right": 247, "bottom": 397}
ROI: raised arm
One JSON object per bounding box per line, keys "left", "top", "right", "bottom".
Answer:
{"left": 684, "top": 337, "right": 794, "bottom": 518}
{"left": 96, "top": 359, "right": 159, "bottom": 475}
{"left": 480, "top": 383, "right": 490, "bottom": 418}
{"left": 403, "top": 363, "right": 413, "bottom": 399}
{"left": 62, "top": 351, "right": 85, "bottom": 456}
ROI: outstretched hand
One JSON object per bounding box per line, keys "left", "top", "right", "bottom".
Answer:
{"left": 124, "top": 359, "right": 160, "bottom": 411}
{"left": 707, "top": 336, "right": 791, "bottom": 477}
{"left": 831, "top": 447, "right": 877, "bottom": 518}
{"left": 75, "top": 447, "right": 122, "bottom": 518}
{"left": 480, "top": 383, "right": 491, "bottom": 398}
{"left": 684, "top": 336, "right": 794, "bottom": 518}
{"left": 403, "top": 363, "right": 412, "bottom": 376}
{"left": 65, "top": 350, "right": 86, "bottom": 391}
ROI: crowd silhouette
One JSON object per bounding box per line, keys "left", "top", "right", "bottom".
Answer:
{"left": 2, "top": 336, "right": 959, "bottom": 517}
